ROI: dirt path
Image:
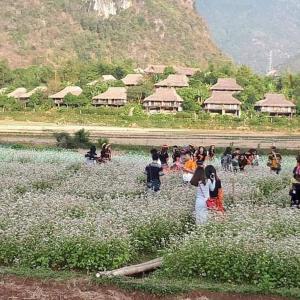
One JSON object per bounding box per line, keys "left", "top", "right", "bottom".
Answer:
{"left": 0, "top": 276, "right": 293, "bottom": 300}
{"left": 0, "top": 121, "right": 299, "bottom": 149}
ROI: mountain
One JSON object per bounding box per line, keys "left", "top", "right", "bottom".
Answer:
{"left": 278, "top": 53, "right": 300, "bottom": 73}
{"left": 195, "top": 0, "right": 300, "bottom": 73}
{"left": 0, "top": 0, "right": 223, "bottom": 68}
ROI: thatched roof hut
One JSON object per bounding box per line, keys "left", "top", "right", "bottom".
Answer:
{"left": 49, "top": 86, "right": 82, "bottom": 105}
{"left": 204, "top": 91, "right": 241, "bottom": 117}
{"left": 174, "top": 66, "right": 200, "bottom": 77}
{"left": 102, "top": 75, "right": 117, "bottom": 81}
{"left": 19, "top": 86, "right": 47, "bottom": 102}
{"left": 255, "top": 93, "right": 296, "bottom": 117}
{"left": 143, "top": 88, "right": 183, "bottom": 112}
{"left": 7, "top": 88, "right": 27, "bottom": 98}
{"left": 155, "top": 74, "right": 189, "bottom": 88}
{"left": 211, "top": 78, "right": 243, "bottom": 92}
{"left": 121, "top": 74, "right": 143, "bottom": 86}
{"left": 144, "top": 65, "right": 167, "bottom": 75}
{"left": 92, "top": 87, "right": 127, "bottom": 107}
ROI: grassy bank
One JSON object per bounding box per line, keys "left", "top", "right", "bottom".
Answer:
{"left": 0, "top": 108, "right": 300, "bottom": 132}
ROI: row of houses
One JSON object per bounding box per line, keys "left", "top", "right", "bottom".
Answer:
{"left": 3, "top": 77, "right": 297, "bottom": 117}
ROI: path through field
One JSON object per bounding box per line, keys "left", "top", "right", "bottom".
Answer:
{"left": 0, "top": 121, "right": 299, "bottom": 149}
{"left": 0, "top": 276, "right": 292, "bottom": 300}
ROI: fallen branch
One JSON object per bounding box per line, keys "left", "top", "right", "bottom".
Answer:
{"left": 96, "top": 257, "right": 163, "bottom": 277}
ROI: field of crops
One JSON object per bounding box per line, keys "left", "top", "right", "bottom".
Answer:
{"left": 0, "top": 147, "right": 299, "bottom": 291}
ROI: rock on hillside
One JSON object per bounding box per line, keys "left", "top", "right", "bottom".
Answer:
{"left": 0, "top": 0, "right": 223, "bottom": 68}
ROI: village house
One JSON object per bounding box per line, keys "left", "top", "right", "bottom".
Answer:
{"left": 18, "top": 86, "right": 47, "bottom": 103}
{"left": 49, "top": 86, "right": 82, "bottom": 106}
{"left": 211, "top": 78, "right": 243, "bottom": 92}
{"left": 92, "top": 87, "right": 127, "bottom": 107}
{"left": 174, "top": 66, "right": 200, "bottom": 77}
{"left": 155, "top": 74, "right": 189, "bottom": 88}
{"left": 144, "top": 65, "right": 167, "bottom": 75}
{"left": 143, "top": 88, "right": 183, "bottom": 113}
{"left": 255, "top": 93, "right": 296, "bottom": 117}
{"left": 121, "top": 74, "right": 143, "bottom": 86}
{"left": 204, "top": 91, "right": 242, "bottom": 117}
{"left": 87, "top": 75, "right": 117, "bottom": 86}
{"left": 7, "top": 88, "right": 27, "bottom": 98}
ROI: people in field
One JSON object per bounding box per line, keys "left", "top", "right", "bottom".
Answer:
{"left": 221, "top": 147, "right": 232, "bottom": 171}
{"left": 85, "top": 145, "right": 97, "bottom": 165}
{"left": 231, "top": 153, "right": 239, "bottom": 173}
{"left": 100, "top": 143, "right": 112, "bottom": 163}
{"left": 268, "top": 146, "right": 282, "bottom": 174}
{"left": 290, "top": 155, "right": 300, "bottom": 209}
{"left": 208, "top": 145, "right": 216, "bottom": 161}
{"left": 195, "top": 146, "right": 207, "bottom": 165}
{"left": 182, "top": 152, "right": 197, "bottom": 183}
{"left": 159, "top": 145, "right": 169, "bottom": 169}
{"left": 190, "top": 166, "right": 216, "bottom": 225}
{"left": 145, "top": 152, "right": 164, "bottom": 192}
{"left": 239, "top": 154, "right": 248, "bottom": 171}
{"left": 172, "top": 145, "right": 181, "bottom": 163}
{"left": 205, "top": 165, "right": 225, "bottom": 213}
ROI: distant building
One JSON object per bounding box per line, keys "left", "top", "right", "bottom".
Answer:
{"left": 211, "top": 78, "right": 243, "bottom": 92}
{"left": 7, "top": 88, "right": 27, "bottom": 99}
{"left": 121, "top": 74, "right": 143, "bottom": 86}
{"left": 155, "top": 74, "right": 189, "bottom": 88}
{"left": 19, "top": 86, "right": 47, "bottom": 103}
{"left": 143, "top": 88, "right": 183, "bottom": 113}
{"left": 92, "top": 87, "right": 127, "bottom": 107}
{"left": 204, "top": 91, "right": 241, "bottom": 117}
{"left": 144, "top": 65, "right": 167, "bottom": 75}
{"left": 87, "top": 75, "right": 117, "bottom": 86}
{"left": 255, "top": 93, "right": 296, "bottom": 117}
{"left": 174, "top": 66, "right": 200, "bottom": 77}
{"left": 49, "top": 86, "right": 82, "bottom": 106}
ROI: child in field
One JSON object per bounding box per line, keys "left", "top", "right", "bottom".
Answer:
{"left": 221, "top": 147, "right": 232, "bottom": 171}
{"left": 85, "top": 145, "right": 97, "bottom": 165}
{"left": 159, "top": 145, "right": 169, "bottom": 169}
{"left": 268, "top": 146, "right": 282, "bottom": 174}
{"left": 145, "top": 152, "right": 164, "bottom": 192}
{"left": 231, "top": 153, "right": 239, "bottom": 173}
{"left": 290, "top": 156, "right": 300, "bottom": 209}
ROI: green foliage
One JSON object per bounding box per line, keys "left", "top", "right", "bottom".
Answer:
{"left": 54, "top": 132, "right": 75, "bottom": 149}
{"left": 54, "top": 128, "right": 91, "bottom": 149}
{"left": 73, "top": 128, "right": 90, "bottom": 148}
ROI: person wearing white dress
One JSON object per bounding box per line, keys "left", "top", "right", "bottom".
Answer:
{"left": 191, "top": 166, "right": 216, "bottom": 225}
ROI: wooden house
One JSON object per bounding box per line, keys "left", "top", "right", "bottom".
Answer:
{"left": 49, "top": 86, "right": 82, "bottom": 105}
{"left": 121, "top": 74, "right": 143, "bottom": 86}
{"left": 155, "top": 74, "right": 189, "bottom": 88}
{"left": 19, "top": 86, "right": 47, "bottom": 103}
{"left": 144, "top": 65, "right": 167, "bottom": 75}
{"left": 204, "top": 91, "right": 241, "bottom": 117}
{"left": 174, "top": 66, "right": 200, "bottom": 77}
{"left": 255, "top": 93, "right": 296, "bottom": 117}
{"left": 7, "top": 88, "right": 27, "bottom": 99}
{"left": 143, "top": 88, "right": 183, "bottom": 113}
{"left": 211, "top": 78, "right": 243, "bottom": 92}
{"left": 92, "top": 87, "right": 127, "bottom": 107}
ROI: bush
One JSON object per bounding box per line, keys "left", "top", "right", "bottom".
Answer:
{"left": 54, "top": 129, "right": 91, "bottom": 149}
{"left": 54, "top": 132, "right": 75, "bottom": 149}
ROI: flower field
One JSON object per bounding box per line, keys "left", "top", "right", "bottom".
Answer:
{"left": 0, "top": 147, "right": 299, "bottom": 290}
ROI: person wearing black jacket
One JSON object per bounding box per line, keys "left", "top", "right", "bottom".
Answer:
{"left": 145, "top": 153, "right": 164, "bottom": 192}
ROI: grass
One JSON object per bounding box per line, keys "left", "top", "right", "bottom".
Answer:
{"left": 0, "top": 266, "right": 299, "bottom": 298}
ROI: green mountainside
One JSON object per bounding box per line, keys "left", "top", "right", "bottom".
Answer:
{"left": 0, "top": 0, "right": 223, "bottom": 68}
{"left": 195, "top": 0, "right": 300, "bottom": 73}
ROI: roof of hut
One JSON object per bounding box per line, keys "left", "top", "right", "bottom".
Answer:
{"left": 7, "top": 88, "right": 27, "bottom": 98}
{"left": 49, "top": 86, "right": 82, "bottom": 99}
{"left": 255, "top": 93, "right": 296, "bottom": 107}
{"left": 102, "top": 75, "right": 117, "bottom": 81}
{"left": 204, "top": 91, "right": 241, "bottom": 105}
{"left": 211, "top": 78, "right": 243, "bottom": 92}
{"left": 19, "top": 86, "right": 47, "bottom": 99}
{"left": 155, "top": 74, "right": 189, "bottom": 88}
{"left": 93, "top": 87, "right": 127, "bottom": 100}
{"left": 174, "top": 66, "right": 200, "bottom": 76}
{"left": 144, "top": 88, "right": 183, "bottom": 103}
{"left": 121, "top": 74, "right": 143, "bottom": 86}
{"left": 144, "top": 65, "right": 167, "bottom": 74}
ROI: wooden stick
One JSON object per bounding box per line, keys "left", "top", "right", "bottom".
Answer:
{"left": 96, "top": 257, "right": 163, "bottom": 277}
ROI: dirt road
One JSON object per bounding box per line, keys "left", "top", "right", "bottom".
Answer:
{"left": 0, "top": 121, "right": 299, "bottom": 149}
{"left": 0, "top": 276, "right": 293, "bottom": 300}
